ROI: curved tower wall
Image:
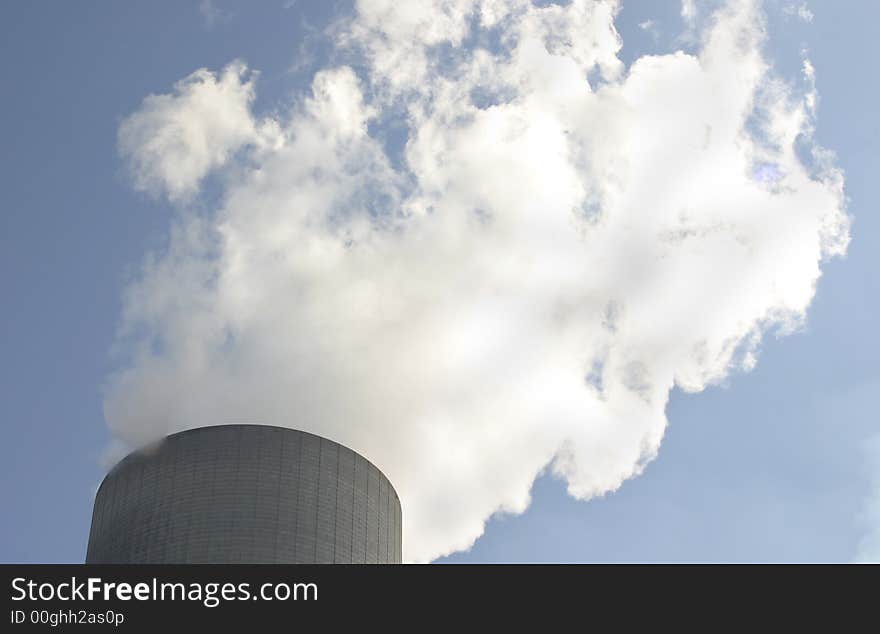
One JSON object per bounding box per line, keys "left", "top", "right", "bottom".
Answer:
{"left": 86, "top": 424, "right": 402, "bottom": 563}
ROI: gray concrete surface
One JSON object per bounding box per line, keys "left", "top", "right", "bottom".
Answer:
{"left": 86, "top": 425, "right": 402, "bottom": 563}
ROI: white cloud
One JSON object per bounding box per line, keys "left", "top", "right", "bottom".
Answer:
{"left": 107, "top": 0, "right": 849, "bottom": 562}
{"left": 783, "top": 2, "right": 814, "bottom": 23}
{"left": 681, "top": 0, "right": 697, "bottom": 22}
{"left": 117, "top": 62, "right": 281, "bottom": 202}
{"left": 639, "top": 18, "right": 660, "bottom": 41}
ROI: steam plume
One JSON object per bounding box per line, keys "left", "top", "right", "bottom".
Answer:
{"left": 106, "top": 0, "right": 848, "bottom": 561}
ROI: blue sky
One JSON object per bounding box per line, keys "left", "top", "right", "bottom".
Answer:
{"left": 1, "top": 1, "right": 877, "bottom": 562}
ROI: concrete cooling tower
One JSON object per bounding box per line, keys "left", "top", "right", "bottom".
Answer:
{"left": 86, "top": 424, "right": 402, "bottom": 563}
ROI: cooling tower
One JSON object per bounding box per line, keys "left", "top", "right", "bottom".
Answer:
{"left": 86, "top": 424, "right": 402, "bottom": 563}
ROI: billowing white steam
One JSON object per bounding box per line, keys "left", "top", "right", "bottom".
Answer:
{"left": 106, "top": 0, "right": 848, "bottom": 562}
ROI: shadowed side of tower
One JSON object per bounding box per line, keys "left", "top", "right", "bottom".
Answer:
{"left": 86, "top": 425, "right": 402, "bottom": 563}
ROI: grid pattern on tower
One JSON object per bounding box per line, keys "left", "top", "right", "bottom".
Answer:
{"left": 86, "top": 425, "right": 402, "bottom": 564}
